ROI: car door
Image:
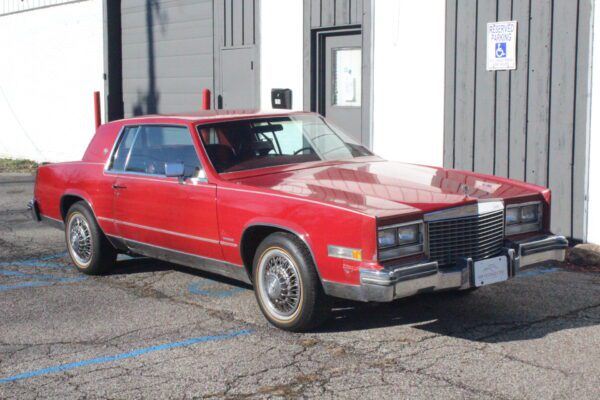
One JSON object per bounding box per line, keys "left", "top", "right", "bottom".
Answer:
{"left": 106, "top": 124, "right": 222, "bottom": 260}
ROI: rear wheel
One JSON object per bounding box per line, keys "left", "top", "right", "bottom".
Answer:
{"left": 252, "top": 232, "right": 331, "bottom": 332}
{"left": 65, "top": 202, "right": 116, "bottom": 275}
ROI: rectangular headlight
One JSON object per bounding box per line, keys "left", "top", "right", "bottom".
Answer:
{"left": 378, "top": 221, "right": 424, "bottom": 261}
{"left": 378, "top": 229, "right": 397, "bottom": 248}
{"left": 505, "top": 202, "right": 542, "bottom": 235}
{"left": 520, "top": 204, "right": 539, "bottom": 223}
{"left": 397, "top": 225, "right": 420, "bottom": 245}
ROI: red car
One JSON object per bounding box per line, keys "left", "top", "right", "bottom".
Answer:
{"left": 29, "top": 111, "right": 568, "bottom": 331}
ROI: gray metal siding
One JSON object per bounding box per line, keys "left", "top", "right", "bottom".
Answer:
{"left": 121, "top": 0, "right": 214, "bottom": 117}
{"left": 309, "top": 0, "right": 363, "bottom": 28}
{"left": 220, "top": 0, "right": 257, "bottom": 48}
{"left": 444, "top": 0, "right": 593, "bottom": 240}
{"left": 213, "top": 0, "right": 259, "bottom": 108}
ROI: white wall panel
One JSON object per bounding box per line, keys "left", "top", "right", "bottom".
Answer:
{"left": 260, "top": 0, "right": 304, "bottom": 111}
{"left": 372, "top": 0, "right": 446, "bottom": 167}
{"left": 0, "top": 0, "right": 104, "bottom": 162}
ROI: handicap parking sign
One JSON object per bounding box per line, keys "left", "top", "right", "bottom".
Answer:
{"left": 487, "top": 21, "right": 517, "bottom": 70}
{"left": 495, "top": 42, "right": 507, "bottom": 58}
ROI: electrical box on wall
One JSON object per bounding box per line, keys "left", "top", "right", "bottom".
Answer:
{"left": 271, "top": 89, "right": 292, "bottom": 109}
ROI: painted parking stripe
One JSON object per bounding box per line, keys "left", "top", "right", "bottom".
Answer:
{"left": 0, "top": 252, "right": 68, "bottom": 269}
{"left": 0, "top": 281, "right": 52, "bottom": 292}
{"left": 0, "top": 329, "right": 254, "bottom": 384}
{"left": 516, "top": 266, "right": 562, "bottom": 279}
{"left": 0, "top": 269, "right": 82, "bottom": 281}
{"left": 188, "top": 280, "right": 245, "bottom": 298}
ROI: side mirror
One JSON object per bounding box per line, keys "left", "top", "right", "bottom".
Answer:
{"left": 165, "top": 162, "right": 185, "bottom": 178}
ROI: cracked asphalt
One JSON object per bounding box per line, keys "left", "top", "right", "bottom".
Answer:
{"left": 1, "top": 173, "right": 599, "bottom": 399}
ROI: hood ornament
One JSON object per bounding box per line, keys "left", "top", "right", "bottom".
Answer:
{"left": 461, "top": 184, "right": 470, "bottom": 197}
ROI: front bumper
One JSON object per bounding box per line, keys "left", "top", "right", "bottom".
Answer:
{"left": 322, "top": 235, "right": 568, "bottom": 303}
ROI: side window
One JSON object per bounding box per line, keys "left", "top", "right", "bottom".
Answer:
{"left": 110, "top": 127, "right": 139, "bottom": 171}
{"left": 113, "top": 125, "right": 202, "bottom": 177}
{"left": 126, "top": 125, "right": 202, "bottom": 176}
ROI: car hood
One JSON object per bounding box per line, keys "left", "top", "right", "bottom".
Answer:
{"left": 232, "top": 160, "right": 545, "bottom": 218}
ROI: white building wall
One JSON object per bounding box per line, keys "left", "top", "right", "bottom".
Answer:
{"left": 259, "top": 0, "right": 304, "bottom": 111}
{"left": 0, "top": 0, "right": 104, "bottom": 162}
{"left": 587, "top": 2, "right": 600, "bottom": 244}
{"left": 372, "top": 0, "right": 446, "bottom": 167}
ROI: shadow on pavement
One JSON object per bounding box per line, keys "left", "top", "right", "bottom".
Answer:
{"left": 107, "top": 257, "right": 599, "bottom": 342}
{"left": 320, "top": 278, "right": 600, "bottom": 342}
{"left": 108, "top": 257, "right": 253, "bottom": 290}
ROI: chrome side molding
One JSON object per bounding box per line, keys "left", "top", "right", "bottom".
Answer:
{"left": 108, "top": 235, "right": 252, "bottom": 284}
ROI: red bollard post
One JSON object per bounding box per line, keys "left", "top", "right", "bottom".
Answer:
{"left": 202, "top": 88, "right": 211, "bottom": 110}
{"left": 93, "top": 91, "right": 101, "bottom": 128}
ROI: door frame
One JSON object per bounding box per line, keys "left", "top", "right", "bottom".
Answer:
{"left": 303, "top": 5, "right": 374, "bottom": 149}
{"left": 213, "top": 0, "right": 261, "bottom": 110}
{"left": 315, "top": 29, "right": 361, "bottom": 115}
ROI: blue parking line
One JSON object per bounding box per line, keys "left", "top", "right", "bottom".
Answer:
{"left": 0, "top": 281, "right": 52, "bottom": 292}
{"left": 0, "top": 329, "right": 254, "bottom": 384}
{"left": 516, "top": 266, "right": 562, "bottom": 279}
{"left": 188, "top": 280, "right": 245, "bottom": 298}
{"left": 0, "top": 252, "right": 68, "bottom": 269}
{"left": 0, "top": 269, "right": 85, "bottom": 282}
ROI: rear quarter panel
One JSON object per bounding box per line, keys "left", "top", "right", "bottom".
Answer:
{"left": 34, "top": 122, "right": 123, "bottom": 230}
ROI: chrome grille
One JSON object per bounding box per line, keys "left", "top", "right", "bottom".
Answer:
{"left": 426, "top": 209, "right": 505, "bottom": 268}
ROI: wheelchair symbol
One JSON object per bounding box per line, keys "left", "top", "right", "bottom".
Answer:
{"left": 495, "top": 42, "right": 507, "bottom": 58}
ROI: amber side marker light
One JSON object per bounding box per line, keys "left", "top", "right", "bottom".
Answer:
{"left": 328, "top": 245, "right": 363, "bottom": 261}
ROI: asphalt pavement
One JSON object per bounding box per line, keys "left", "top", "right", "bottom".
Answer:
{"left": 1, "top": 173, "right": 599, "bottom": 399}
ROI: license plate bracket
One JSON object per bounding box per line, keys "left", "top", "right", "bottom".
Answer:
{"left": 473, "top": 256, "right": 508, "bottom": 287}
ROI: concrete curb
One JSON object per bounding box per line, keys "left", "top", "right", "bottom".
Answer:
{"left": 0, "top": 173, "right": 35, "bottom": 183}
{"left": 566, "top": 243, "right": 600, "bottom": 267}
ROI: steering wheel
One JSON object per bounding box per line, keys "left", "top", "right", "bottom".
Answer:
{"left": 293, "top": 147, "right": 315, "bottom": 155}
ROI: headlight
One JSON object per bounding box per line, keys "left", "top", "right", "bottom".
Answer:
{"left": 378, "top": 229, "right": 397, "bottom": 248}
{"left": 505, "top": 202, "right": 543, "bottom": 235}
{"left": 506, "top": 207, "right": 520, "bottom": 225}
{"left": 378, "top": 221, "right": 424, "bottom": 260}
{"left": 520, "top": 204, "right": 539, "bottom": 223}
{"left": 397, "top": 225, "right": 419, "bottom": 245}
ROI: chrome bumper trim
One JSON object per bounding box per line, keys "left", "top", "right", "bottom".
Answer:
{"left": 27, "top": 199, "right": 41, "bottom": 222}
{"left": 322, "top": 234, "right": 567, "bottom": 303}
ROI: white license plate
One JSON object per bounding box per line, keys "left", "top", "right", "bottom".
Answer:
{"left": 473, "top": 256, "right": 508, "bottom": 287}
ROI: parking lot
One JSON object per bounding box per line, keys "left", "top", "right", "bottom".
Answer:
{"left": 0, "top": 173, "right": 599, "bottom": 399}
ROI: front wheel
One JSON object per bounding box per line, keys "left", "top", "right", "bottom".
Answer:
{"left": 253, "top": 232, "right": 331, "bottom": 332}
{"left": 65, "top": 202, "right": 116, "bottom": 275}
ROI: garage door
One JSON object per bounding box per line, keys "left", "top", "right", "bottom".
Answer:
{"left": 121, "top": 0, "right": 214, "bottom": 117}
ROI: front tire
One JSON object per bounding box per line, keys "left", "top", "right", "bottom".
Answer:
{"left": 65, "top": 202, "right": 116, "bottom": 275}
{"left": 252, "top": 232, "right": 331, "bottom": 332}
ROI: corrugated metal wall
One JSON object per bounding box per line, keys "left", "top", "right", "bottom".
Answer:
{"left": 217, "top": 0, "right": 257, "bottom": 48}
{"left": 212, "top": 0, "right": 259, "bottom": 109}
{"left": 121, "top": 0, "right": 214, "bottom": 117}
{"left": 444, "top": 0, "right": 593, "bottom": 240}
{"left": 308, "top": 0, "right": 363, "bottom": 28}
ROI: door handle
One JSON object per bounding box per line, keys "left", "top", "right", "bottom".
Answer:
{"left": 112, "top": 184, "right": 127, "bottom": 189}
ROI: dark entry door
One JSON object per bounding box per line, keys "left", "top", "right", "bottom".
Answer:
{"left": 322, "top": 33, "right": 363, "bottom": 143}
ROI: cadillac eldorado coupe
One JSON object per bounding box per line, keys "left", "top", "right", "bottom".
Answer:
{"left": 29, "top": 111, "right": 568, "bottom": 331}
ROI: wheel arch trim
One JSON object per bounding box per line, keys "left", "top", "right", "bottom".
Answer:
{"left": 59, "top": 191, "right": 101, "bottom": 226}
{"left": 239, "top": 222, "right": 322, "bottom": 282}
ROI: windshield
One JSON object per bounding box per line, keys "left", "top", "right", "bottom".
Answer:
{"left": 196, "top": 114, "right": 372, "bottom": 173}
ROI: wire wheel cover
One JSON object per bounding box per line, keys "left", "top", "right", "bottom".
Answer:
{"left": 259, "top": 249, "right": 301, "bottom": 319}
{"left": 68, "top": 215, "right": 93, "bottom": 265}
